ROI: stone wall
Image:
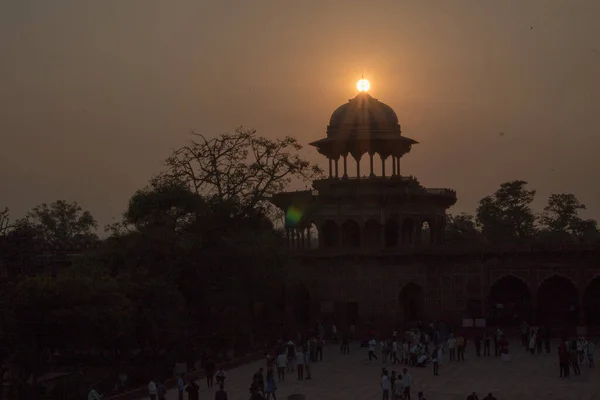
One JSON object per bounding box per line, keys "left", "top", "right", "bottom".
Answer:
{"left": 286, "top": 250, "right": 600, "bottom": 331}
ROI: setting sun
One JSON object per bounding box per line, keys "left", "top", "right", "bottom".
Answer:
{"left": 356, "top": 79, "right": 370, "bottom": 92}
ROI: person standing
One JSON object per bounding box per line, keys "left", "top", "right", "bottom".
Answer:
{"left": 332, "top": 324, "right": 338, "bottom": 344}
{"left": 253, "top": 368, "right": 265, "bottom": 392}
{"left": 544, "top": 326, "right": 552, "bottom": 354}
{"left": 276, "top": 350, "right": 287, "bottom": 381}
{"left": 559, "top": 342, "right": 570, "bottom": 378}
{"left": 393, "top": 374, "right": 404, "bottom": 400}
{"left": 215, "top": 384, "right": 228, "bottom": 400}
{"left": 447, "top": 335, "right": 456, "bottom": 361}
{"left": 570, "top": 344, "right": 581, "bottom": 376}
{"left": 588, "top": 341, "right": 596, "bottom": 367}
{"left": 264, "top": 368, "right": 277, "bottom": 400}
{"left": 148, "top": 379, "right": 157, "bottom": 400}
{"left": 186, "top": 380, "right": 200, "bottom": 400}
{"left": 457, "top": 335, "right": 465, "bottom": 362}
{"left": 467, "top": 392, "right": 479, "bottom": 400}
{"left": 483, "top": 332, "right": 491, "bottom": 356}
{"left": 286, "top": 341, "right": 296, "bottom": 372}
{"left": 88, "top": 387, "right": 102, "bottom": 400}
{"left": 177, "top": 374, "right": 185, "bottom": 400}
{"left": 529, "top": 332, "right": 536, "bottom": 355}
{"left": 215, "top": 368, "right": 227, "bottom": 386}
{"left": 204, "top": 356, "right": 216, "bottom": 388}
{"left": 432, "top": 345, "right": 440, "bottom": 376}
{"left": 381, "top": 370, "right": 391, "bottom": 400}
{"left": 157, "top": 380, "right": 167, "bottom": 400}
{"left": 474, "top": 334, "right": 482, "bottom": 357}
{"left": 391, "top": 340, "right": 400, "bottom": 364}
{"left": 402, "top": 368, "right": 412, "bottom": 400}
{"left": 304, "top": 347, "right": 312, "bottom": 380}
{"left": 494, "top": 330, "right": 501, "bottom": 356}
{"left": 296, "top": 348, "right": 305, "bottom": 380}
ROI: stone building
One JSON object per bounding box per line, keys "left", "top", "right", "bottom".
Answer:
{"left": 271, "top": 86, "right": 600, "bottom": 334}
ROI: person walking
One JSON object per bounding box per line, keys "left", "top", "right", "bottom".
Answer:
{"left": 369, "top": 338, "right": 379, "bottom": 361}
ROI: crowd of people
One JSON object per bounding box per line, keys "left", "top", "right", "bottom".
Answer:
{"left": 87, "top": 320, "right": 597, "bottom": 400}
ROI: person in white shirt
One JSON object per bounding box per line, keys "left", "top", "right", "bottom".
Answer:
{"left": 402, "top": 368, "right": 412, "bottom": 400}
{"left": 296, "top": 348, "right": 306, "bottom": 380}
{"left": 88, "top": 388, "right": 102, "bottom": 400}
{"left": 369, "top": 338, "right": 378, "bottom": 361}
{"left": 393, "top": 375, "right": 404, "bottom": 400}
{"left": 148, "top": 379, "right": 157, "bottom": 400}
{"left": 447, "top": 335, "right": 457, "bottom": 361}
{"left": 276, "top": 351, "right": 287, "bottom": 381}
{"left": 391, "top": 340, "right": 400, "bottom": 364}
{"left": 381, "top": 370, "right": 391, "bottom": 400}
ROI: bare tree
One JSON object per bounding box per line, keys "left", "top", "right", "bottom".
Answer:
{"left": 160, "top": 127, "right": 323, "bottom": 214}
{"left": 0, "top": 207, "right": 12, "bottom": 235}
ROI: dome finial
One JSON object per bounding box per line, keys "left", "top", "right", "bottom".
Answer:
{"left": 357, "top": 76, "right": 370, "bottom": 92}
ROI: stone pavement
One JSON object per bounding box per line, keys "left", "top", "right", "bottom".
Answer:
{"left": 150, "top": 340, "right": 600, "bottom": 400}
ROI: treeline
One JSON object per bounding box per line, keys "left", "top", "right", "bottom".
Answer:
{"left": 446, "top": 180, "right": 600, "bottom": 245}
{"left": 0, "top": 128, "right": 322, "bottom": 399}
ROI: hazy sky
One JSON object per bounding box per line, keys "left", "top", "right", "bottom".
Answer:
{"left": 1, "top": 0, "right": 599, "bottom": 229}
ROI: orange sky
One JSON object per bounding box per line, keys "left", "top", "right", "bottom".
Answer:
{"left": 1, "top": 0, "right": 599, "bottom": 229}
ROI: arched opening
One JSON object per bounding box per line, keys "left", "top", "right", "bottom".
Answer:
{"left": 321, "top": 220, "right": 340, "bottom": 248}
{"left": 487, "top": 275, "right": 532, "bottom": 326}
{"left": 584, "top": 276, "right": 600, "bottom": 326}
{"left": 399, "top": 283, "right": 424, "bottom": 322}
{"left": 420, "top": 221, "right": 431, "bottom": 246}
{"left": 341, "top": 220, "right": 361, "bottom": 248}
{"left": 401, "top": 219, "right": 415, "bottom": 247}
{"left": 363, "top": 219, "right": 381, "bottom": 248}
{"left": 384, "top": 219, "right": 400, "bottom": 247}
{"left": 537, "top": 275, "right": 579, "bottom": 326}
{"left": 293, "top": 284, "right": 311, "bottom": 327}
{"left": 307, "top": 222, "right": 319, "bottom": 249}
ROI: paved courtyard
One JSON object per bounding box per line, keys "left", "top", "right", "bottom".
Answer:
{"left": 152, "top": 340, "right": 600, "bottom": 400}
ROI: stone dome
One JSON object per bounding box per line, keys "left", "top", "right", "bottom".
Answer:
{"left": 327, "top": 92, "right": 400, "bottom": 136}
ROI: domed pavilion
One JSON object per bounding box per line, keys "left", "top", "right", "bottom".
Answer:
{"left": 270, "top": 84, "right": 457, "bottom": 252}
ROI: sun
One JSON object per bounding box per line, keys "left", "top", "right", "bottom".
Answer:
{"left": 356, "top": 79, "right": 370, "bottom": 92}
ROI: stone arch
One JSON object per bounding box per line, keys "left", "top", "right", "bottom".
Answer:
{"left": 583, "top": 275, "right": 600, "bottom": 326}
{"left": 537, "top": 275, "right": 579, "bottom": 326}
{"left": 341, "top": 219, "right": 361, "bottom": 248}
{"left": 293, "top": 284, "right": 311, "bottom": 327}
{"left": 487, "top": 275, "right": 533, "bottom": 326}
{"left": 398, "top": 282, "right": 424, "bottom": 322}
{"left": 321, "top": 220, "right": 340, "bottom": 248}
{"left": 363, "top": 219, "right": 381, "bottom": 248}
{"left": 401, "top": 218, "right": 415, "bottom": 247}
{"left": 384, "top": 219, "right": 400, "bottom": 247}
{"left": 306, "top": 222, "right": 319, "bottom": 249}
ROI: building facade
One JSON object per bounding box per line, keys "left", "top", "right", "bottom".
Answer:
{"left": 271, "top": 89, "right": 600, "bottom": 333}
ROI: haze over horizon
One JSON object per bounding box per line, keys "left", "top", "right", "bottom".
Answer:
{"left": 1, "top": 0, "right": 599, "bottom": 230}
